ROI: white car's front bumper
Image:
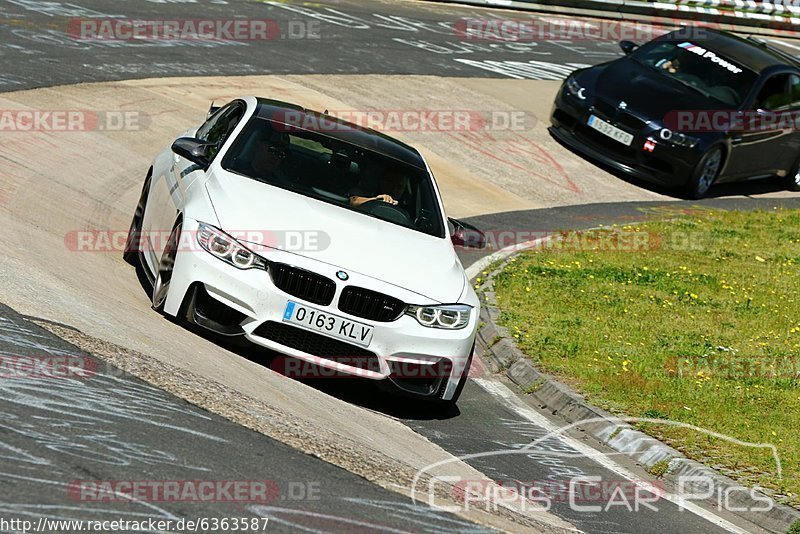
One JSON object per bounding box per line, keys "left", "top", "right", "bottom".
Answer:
{"left": 162, "top": 220, "right": 478, "bottom": 401}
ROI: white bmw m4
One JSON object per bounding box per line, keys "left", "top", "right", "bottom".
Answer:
{"left": 124, "top": 97, "right": 484, "bottom": 406}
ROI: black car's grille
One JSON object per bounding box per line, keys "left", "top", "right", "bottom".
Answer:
{"left": 253, "top": 321, "right": 379, "bottom": 371}
{"left": 592, "top": 99, "right": 646, "bottom": 132}
{"left": 617, "top": 113, "right": 646, "bottom": 132}
{"left": 338, "top": 286, "right": 406, "bottom": 322}
{"left": 268, "top": 263, "right": 335, "bottom": 306}
{"left": 594, "top": 99, "right": 616, "bottom": 119}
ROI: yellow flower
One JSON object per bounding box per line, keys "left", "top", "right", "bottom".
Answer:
{"left": 755, "top": 256, "right": 766, "bottom": 263}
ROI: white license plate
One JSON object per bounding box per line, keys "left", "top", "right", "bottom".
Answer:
{"left": 283, "top": 301, "right": 374, "bottom": 347}
{"left": 587, "top": 115, "right": 634, "bottom": 146}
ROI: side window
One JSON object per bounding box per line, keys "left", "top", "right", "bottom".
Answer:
{"left": 754, "top": 74, "right": 791, "bottom": 111}
{"left": 196, "top": 103, "right": 245, "bottom": 159}
{"left": 789, "top": 74, "right": 800, "bottom": 110}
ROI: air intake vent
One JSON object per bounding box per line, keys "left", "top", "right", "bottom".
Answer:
{"left": 253, "top": 321, "right": 379, "bottom": 371}
{"left": 338, "top": 286, "right": 405, "bottom": 322}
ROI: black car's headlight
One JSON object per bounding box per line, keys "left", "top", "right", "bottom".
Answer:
{"left": 406, "top": 304, "right": 472, "bottom": 329}
{"left": 659, "top": 128, "right": 699, "bottom": 148}
{"left": 197, "top": 223, "right": 267, "bottom": 270}
{"left": 566, "top": 77, "right": 586, "bottom": 100}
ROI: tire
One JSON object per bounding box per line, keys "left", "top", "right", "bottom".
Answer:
{"left": 152, "top": 220, "right": 181, "bottom": 313}
{"left": 685, "top": 146, "right": 723, "bottom": 199}
{"left": 123, "top": 172, "right": 151, "bottom": 266}
{"left": 785, "top": 159, "right": 800, "bottom": 192}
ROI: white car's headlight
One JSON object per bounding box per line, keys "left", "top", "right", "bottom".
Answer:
{"left": 406, "top": 304, "right": 472, "bottom": 329}
{"left": 197, "top": 223, "right": 266, "bottom": 270}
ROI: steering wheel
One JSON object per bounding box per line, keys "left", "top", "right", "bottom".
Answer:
{"left": 357, "top": 199, "right": 414, "bottom": 227}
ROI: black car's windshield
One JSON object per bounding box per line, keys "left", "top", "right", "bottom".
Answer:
{"left": 631, "top": 40, "right": 758, "bottom": 107}
{"left": 221, "top": 117, "right": 446, "bottom": 238}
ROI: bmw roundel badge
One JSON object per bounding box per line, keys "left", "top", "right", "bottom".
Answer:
{"left": 336, "top": 270, "right": 349, "bottom": 281}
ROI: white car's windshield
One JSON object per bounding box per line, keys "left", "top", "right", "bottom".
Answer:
{"left": 222, "top": 117, "right": 446, "bottom": 239}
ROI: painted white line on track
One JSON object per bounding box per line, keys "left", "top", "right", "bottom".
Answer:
{"left": 464, "top": 236, "right": 550, "bottom": 280}
{"left": 472, "top": 378, "right": 751, "bottom": 534}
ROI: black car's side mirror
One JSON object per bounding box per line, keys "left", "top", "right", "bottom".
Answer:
{"left": 448, "top": 218, "right": 487, "bottom": 250}
{"left": 620, "top": 40, "right": 638, "bottom": 55}
{"left": 171, "top": 137, "right": 214, "bottom": 170}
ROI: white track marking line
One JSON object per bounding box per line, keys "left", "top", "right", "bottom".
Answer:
{"left": 473, "top": 378, "right": 751, "bottom": 534}
{"left": 465, "top": 236, "right": 550, "bottom": 280}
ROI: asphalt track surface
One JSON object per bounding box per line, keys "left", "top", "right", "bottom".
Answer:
{"left": 0, "top": 304, "right": 494, "bottom": 533}
{"left": 1, "top": 0, "right": 799, "bottom": 533}
{"left": 0, "top": 0, "right": 617, "bottom": 89}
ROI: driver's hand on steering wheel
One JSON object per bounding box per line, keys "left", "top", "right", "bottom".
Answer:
{"left": 374, "top": 194, "right": 397, "bottom": 205}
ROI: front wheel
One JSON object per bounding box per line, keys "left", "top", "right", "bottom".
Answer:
{"left": 152, "top": 221, "right": 181, "bottom": 312}
{"left": 785, "top": 159, "right": 800, "bottom": 192}
{"left": 123, "top": 173, "right": 151, "bottom": 266}
{"left": 685, "top": 147, "right": 723, "bottom": 199}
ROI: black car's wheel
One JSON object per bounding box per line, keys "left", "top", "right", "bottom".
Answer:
{"left": 686, "top": 146, "right": 723, "bottom": 199}
{"left": 152, "top": 220, "right": 181, "bottom": 312}
{"left": 123, "top": 172, "right": 152, "bottom": 266}
{"left": 785, "top": 159, "right": 800, "bottom": 192}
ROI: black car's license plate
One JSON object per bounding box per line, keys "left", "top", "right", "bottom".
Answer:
{"left": 588, "top": 115, "right": 634, "bottom": 146}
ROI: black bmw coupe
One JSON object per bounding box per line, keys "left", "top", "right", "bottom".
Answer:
{"left": 550, "top": 28, "right": 800, "bottom": 198}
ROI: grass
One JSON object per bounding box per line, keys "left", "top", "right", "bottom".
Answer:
{"left": 649, "top": 459, "right": 672, "bottom": 479}
{"left": 491, "top": 208, "right": 800, "bottom": 505}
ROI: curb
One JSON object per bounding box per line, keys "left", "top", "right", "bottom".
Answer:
{"left": 473, "top": 253, "right": 800, "bottom": 534}
{"left": 426, "top": 0, "right": 800, "bottom": 39}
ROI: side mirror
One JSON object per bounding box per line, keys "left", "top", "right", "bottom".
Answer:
{"left": 171, "top": 137, "right": 214, "bottom": 169}
{"left": 620, "top": 40, "right": 638, "bottom": 55}
{"left": 448, "top": 217, "right": 487, "bottom": 250}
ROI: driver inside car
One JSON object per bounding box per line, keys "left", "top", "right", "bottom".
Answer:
{"left": 348, "top": 167, "right": 410, "bottom": 208}
{"left": 656, "top": 57, "right": 680, "bottom": 74}
{"left": 236, "top": 128, "right": 292, "bottom": 185}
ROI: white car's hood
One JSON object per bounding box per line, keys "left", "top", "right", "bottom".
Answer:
{"left": 204, "top": 170, "right": 465, "bottom": 303}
